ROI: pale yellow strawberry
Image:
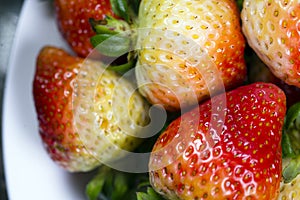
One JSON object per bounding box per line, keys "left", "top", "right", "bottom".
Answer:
{"left": 135, "top": 0, "right": 246, "bottom": 111}
{"left": 241, "top": 0, "right": 300, "bottom": 88}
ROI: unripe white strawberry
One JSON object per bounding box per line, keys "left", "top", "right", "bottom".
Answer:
{"left": 241, "top": 0, "right": 300, "bottom": 88}
{"left": 135, "top": 0, "right": 246, "bottom": 111}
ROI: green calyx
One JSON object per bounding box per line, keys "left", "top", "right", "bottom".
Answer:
{"left": 110, "top": 0, "right": 130, "bottom": 23}
{"left": 85, "top": 165, "right": 164, "bottom": 200}
{"left": 90, "top": 16, "right": 131, "bottom": 35}
{"left": 282, "top": 102, "right": 300, "bottom": 183}
{"left": 236, "top": 0, "right": 244, "bottom": 11}
{"left": 109, "top": 0, "right": 140, "bottom": 23}
{"left": 90, "top": 16, "right": 137, "bottom": 73}
{"left": 282, "top": 102, "right": 300, "bottom": 158}
{"left": 106, "top": 58, "right": 136, "bottom": 74}
{"left": 90, "top": 16, "right": 133, "bottom": 57}
{"left": 89, "top": 0, "right": 140, "bottom": 74}
{"left": 86, "top": 166, "right": 137, "bottom": 200}
{"left": 136, "top": 187, "right": 165, "bottom": 200}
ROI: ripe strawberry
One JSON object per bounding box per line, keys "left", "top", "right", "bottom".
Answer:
{"left": 54, "top": 0, "right": 116, "bottom": 57}
{"left": 241, "top": 0, "right": 300, "bottom": 88}
{"left": 33, "top": 46, "right": 149, "bottom": 172}
{"left": 149, "top": 83, "right": 286, "bottom": 200}
{"left": 135, "top": 0, "right": 246, "bottom": 111}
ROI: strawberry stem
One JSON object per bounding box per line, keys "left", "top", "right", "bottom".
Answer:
{"left": 89, "top": 0, "right": 141, "bottom": 73}
{"left": 90, "top": 16, "right": 130, "bottom": 35}
{"left": 89, "top": 15, "right": 138, "bottom": 73}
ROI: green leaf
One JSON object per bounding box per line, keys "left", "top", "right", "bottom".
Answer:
{"left": 282, "top": 102, "right": 300, "bottom": 183}
{"left": 236, "top": 0, "right": 243, "bottom": 11}
{"left": 282, "top": 102, "right": 300, "bottom": 158}
{"left": 136, "top": 187, "right": 165, "bottom": 200}
{"left": 110, "top": 0, "right": 130, "bottom": 22}
{"left": 137, "top": 180, "right": 152, "bottom": 189}
{"left": 282, "top": 132, "right": 295, "bottom": 158}
{"left": 111, "top": 173, "right": 130, "bottom": 200}
{"left": 90, "top": 33, "right": 112, "bottom": 47}
{"left": 137, "top": 192, "right": 151, "bottom": 200}
{"left": 102, "top": 173, "right": 114, "bottom": 198}
{"left": 91, "top": 33, "right": 131, "bottom": 57}
{"left": 128, "top": 0, "right": 141, "bottom": 16}
{"left": 285, "top": 102, "right": 300, "bottom": 131}
{"left": 283, "top": 155, "right": 300, "bottom": 183}
{"left": 86, "top": 166, "right": 111, "bottom": 200}
{"left": 107, "top": 59, "right": 136, "bottom": 73}
{"left": 86, "top": 165, "right": 153, "bottom": 200}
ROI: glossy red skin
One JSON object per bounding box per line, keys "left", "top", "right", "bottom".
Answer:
{"left": 54, "top": 0, "right": 115, "bottom": 57}
{"left": 149, "top": 83, "right": 286, "bottom": 200}
{"left": 33, "top": 46, "right": 84, "bottom": 168}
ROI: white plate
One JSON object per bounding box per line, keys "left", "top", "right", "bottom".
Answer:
{"left": 3, "top": 0, "right": 95, "bottom": 199}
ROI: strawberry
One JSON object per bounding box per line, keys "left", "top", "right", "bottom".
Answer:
{"left": 280, "top": 176, "right": 300, "bottom": 199}
{"left": 149, "top": 83, "right": 286, "bottom": 200}
{"left": 33, "top": 46, "right": 149, "bottom": 172}
{"left": 135, "top": 0, "right": 246, "bottom": 111}
{"left": 54, "top": 0, "right": 116, "bottom": 57}
{"left": 241, "top": 0, "right": 300, "bottom": 88}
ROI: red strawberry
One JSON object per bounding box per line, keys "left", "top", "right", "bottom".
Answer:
{"left": 149, "top": 83, "right": 286, "bottom": 200}
{"left": 54, "top": 0, "right": 116, "bottom": 57}
{"left": 241, "top": 0, "right": 300, "bottom": 88}
{"left": 33, "top": 46, "right": 149, "bottom": 172}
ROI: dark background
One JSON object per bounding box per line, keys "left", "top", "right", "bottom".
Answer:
{"left": 0, "top": 0, "right": 25, "bottom": 199}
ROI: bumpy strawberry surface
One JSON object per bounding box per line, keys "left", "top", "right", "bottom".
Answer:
{"left": 33, "top": 46, "right": 149, "bottom": 172}
{"left": 149, "top": 83, "right": 286, "bottom": 200}
{"left": 54, "top": 0, "right": 115, "bottom": 57}
{"left": 279, "top": 175, "right": 300, "bottom": 200}
{"left": 135, "top": 0, "right": 246, "bottom": 111}
{"left": 241, "top": 0, "right": 300, "bottom": 88}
